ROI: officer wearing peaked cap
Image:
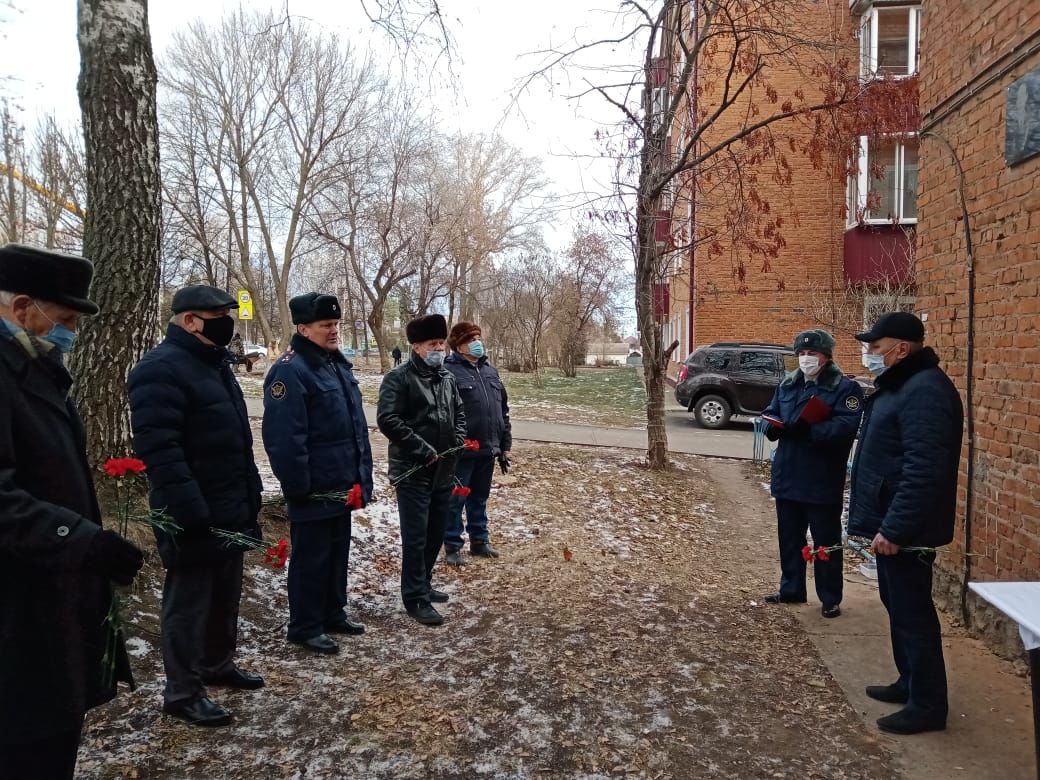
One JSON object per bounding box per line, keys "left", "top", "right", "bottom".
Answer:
{"left": 761, "top": 328, "right": 863, "bottom": 619}
{"left": 262, "top": 293, "right": 373, "bottom": 655}
{"left": 0, "top": 244, "right": 144, "bottom": 777}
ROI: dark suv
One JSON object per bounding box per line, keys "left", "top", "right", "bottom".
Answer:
{"left": 675, "top": 342, "right": 795, "bottom": 429}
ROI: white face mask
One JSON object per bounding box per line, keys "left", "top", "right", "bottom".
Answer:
{"left": 798, "top": 355, "right": 822, "bottom": 377}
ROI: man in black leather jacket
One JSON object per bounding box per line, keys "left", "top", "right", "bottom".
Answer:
{"left": 377, "top": 314, "right": 466, "bottom": 626}
{"left": 848, "top": 312, "right": 963, "bottom": 736}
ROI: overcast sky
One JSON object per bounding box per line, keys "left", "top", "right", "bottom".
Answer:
{"left": 1, "top": 0, "right": 642, "bottom": 243}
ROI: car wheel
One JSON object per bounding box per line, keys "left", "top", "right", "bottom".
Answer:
{"left": 694, "top": 394, "right": 731, "bottom": 429}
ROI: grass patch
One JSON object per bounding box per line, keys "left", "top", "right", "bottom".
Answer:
{"left": 501, "top": 366, "right": 647, "bottom": 428}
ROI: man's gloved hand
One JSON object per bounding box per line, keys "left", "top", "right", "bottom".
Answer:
{"left": 85, "top": 529, "right": 145, "bottom": 586}
{"left": 498, "top": 454, "right": 510, "bottom": 474}
{"left": 780, "top": 420, "right": 811, "bottom": 441}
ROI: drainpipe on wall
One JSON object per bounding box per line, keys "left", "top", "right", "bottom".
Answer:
{"left": 921, "top": 130, "right": 976, "bottom": 625}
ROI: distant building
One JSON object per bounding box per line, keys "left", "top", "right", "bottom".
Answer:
{"left": 585, "top": 342, "right": 633, "bottom": 366}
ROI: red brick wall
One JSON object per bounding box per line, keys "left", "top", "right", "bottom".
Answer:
{"left": 917, "top": 0, "right": 1040, "bottom": 634}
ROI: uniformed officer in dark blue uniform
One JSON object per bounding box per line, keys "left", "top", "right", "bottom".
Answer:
{"left": 762, "top": 329, "right": 864, "bottom": 618}
{"left": 262, "top": 293, "right": 373, "bottom": 655}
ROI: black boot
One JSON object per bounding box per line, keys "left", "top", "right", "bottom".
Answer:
{"left": 405, "top": 600, "right": 444, "bottom": 626}
{"left": 470, "top": 541, "right": 499, "bottom": 558}
{"left": 444, "top": 547, "right": 466, "bottom": 566}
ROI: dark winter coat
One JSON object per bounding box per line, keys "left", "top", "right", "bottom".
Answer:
{"left": 377, "top": 351, "right": 467, "bottom": 489}
{"left": 443, "top": 352, "right": 512, "bottom": 458}
{"left": 763, "top": 361, "right": 864, "bottom": 505}
{"left": 0, "top": 324, "right": 131, "bottom": 744}
{"left": 848, "top": 347, "right": 963, "bottom": 547}
{"left": 262, "top": 334, "right": 374, "bottom": 522}
{"left": 128, "top": 325, "right": 262, "bottom": 567}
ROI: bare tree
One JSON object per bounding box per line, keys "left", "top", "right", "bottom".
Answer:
{"left": 72, "top": 0, "right": 162, "bottom": 464}
{"left": 28, "top": 116, "right": 86, "bottom": 249}
{"left": 0, "top": 100, "right": 27, "bottom": 244}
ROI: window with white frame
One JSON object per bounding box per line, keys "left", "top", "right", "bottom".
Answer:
{"left": 859, "top": 5, "right": 921, "bottom": 79}
{"left": 848, "top": 136, "right": 919, "bottom": 224}
{"left": 651, "top": 87, "right": 667, "bottom": 132}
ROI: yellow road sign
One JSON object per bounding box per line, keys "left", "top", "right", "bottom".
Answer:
{"left": 238, "top": 290, "right": 253, "bottom": 320}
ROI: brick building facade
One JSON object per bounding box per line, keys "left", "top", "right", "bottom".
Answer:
{"left": 917, "top": 0, "right": 1040, "bottom": 654}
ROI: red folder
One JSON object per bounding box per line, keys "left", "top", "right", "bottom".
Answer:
{"left": 798, "top": 395, "right": 832, "bottom": 424}
{"left": 761, "top": 413, "right": 785, "bottom": 428}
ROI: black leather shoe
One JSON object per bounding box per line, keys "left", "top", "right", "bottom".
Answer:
{"left": 470, "top": 541, "right": 499, "bottom": 558}
{"left": 203, "top": 668, "right": 265, "bottom": 690}
{"left": 764, "top": 592, "right": 807, "bottom": 604}
{"left": 877, "top": 708, "right": 946, "bottom": 735}
{"left": 326, "top": 616, "right": 365, "bottom": 635}
{"left": 866, "top": 683, "right": 909, "bottom": 704}
{"left": 445, "top": 548, "right": 466, "bottom": 566}
{"left": 290, "top": 634, "right": 340, "bottom": 654}
{"left": 821, "top": 604, "right": 841, "bottom": 618}
{"left": 429, "top": 588, "right": 449, "bottom": 603}
{"left": 405, "top": 600, "right": 444, "bottom": 626}
{"left": 163, "top": 696, "right": 232, "bottom": 727}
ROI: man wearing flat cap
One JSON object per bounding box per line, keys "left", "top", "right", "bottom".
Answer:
{"left": 761, "top": 328, "right": 863, "bottom": 619}
{"left": 442, "top": 321, "right": 512, "bottom": 565}
{"left": 377, "top": 313, "right": 466, "bottom": 626}
{"left": 848, "top": 312, "right": 963, "bottom": 736}
{"left": 262, "top": 292, "right": 373, "bottom": 655}
{"left": 0, "top": 244, "right": 144, "bottom": 778}
{"left": 128, "top": 283, "right": 264, "bottom": 728}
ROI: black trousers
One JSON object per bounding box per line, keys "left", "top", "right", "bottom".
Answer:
{"left": 396, "top": 481, "right": 451, "bottom": 606}
{"left": 775, "top": 498, "right": 843, "bottom": 607}
{"left": 287, "top": 512, "right": 352, "bottom": 641}
{"left": 877, "top": 550, "right": 948, "bottom": 720}
{"left": 6, "top": 722, "right": 82, "bottom": 780}
{"left": 161, "top": 554, "right": 244, "bottom": 705}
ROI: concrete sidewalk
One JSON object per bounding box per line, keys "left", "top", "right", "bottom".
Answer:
{"left": 244, "top": 397, "right": 758, "bottom": 459}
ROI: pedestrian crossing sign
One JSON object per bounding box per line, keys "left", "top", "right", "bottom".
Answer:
{"left": 238, "top": 290, "right": 253, "bottom": 320}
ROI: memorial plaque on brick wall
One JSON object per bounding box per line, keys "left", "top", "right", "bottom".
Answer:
{"left": 1006, "top": 67, "right": 1040, "bottom": 166}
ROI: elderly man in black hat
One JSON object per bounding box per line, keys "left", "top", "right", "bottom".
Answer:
{"left": 128, "top": 284, "right": 264, "bottom": 728}
{"left": 262, "top": 292, "right": 373, "bottom": 655}
{"left": 761, "top": 328, "right": 863, "bottom": 618}
{"left": 377, "top": 313, "right": 466, "bottom": 626}
{"left": 0, "top": 244, "right": 144, "bottom": 779}
{"left": 848, "top": 312, "right": 963, "bottom": 735}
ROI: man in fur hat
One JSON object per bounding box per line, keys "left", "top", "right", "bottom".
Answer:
{"left": 442, "top": 320, "right": 511, "bottom": 565}
{"left": 761, "top": 328, "right": 863, "bottom": 619}
{"left": 377, "top": 314, "right": 466, "bottom": 626}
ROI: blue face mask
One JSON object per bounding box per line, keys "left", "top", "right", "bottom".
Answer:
{"left": 44, "top": 323, "right": 78, "bottom": 353}
{"left": 424, "top": 350, "right": 445, "bottom": 368}
{"left": 864, "top": 344, "right": 897, "bottom": 377}
{"left": 468, "top": 340, "right": 485, "bottom": 358}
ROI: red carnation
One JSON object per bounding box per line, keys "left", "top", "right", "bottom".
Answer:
{"left": 816, "top": 546, "right": 831, "bottom": 562}
{"left": 345, "top": 483, "right": 364, "bottom": 511}
{"left": 103, "top": 457, "right": 147, "bottom": 478}
{"left": 264, "top": 538, "right": 290, "bottom": 568}
{"left": 801, "top": 544, "right": 814, "bottom": 562}
{"left": 452, "top": 485, "right": 472, "bottom": 497}
{"left": 463, "top": 439, "right": 480, "bottom": 451}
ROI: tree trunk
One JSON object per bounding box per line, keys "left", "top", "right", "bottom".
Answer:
{"left": 636, "top": 208, "right": 669, "bottom": 470}
{"left": 72, "top": 0, "right": 161, "bottom": 465}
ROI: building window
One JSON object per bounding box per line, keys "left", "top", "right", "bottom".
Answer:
{"left": 859, "top": 6, "right": 920, "bottom": 78}
{"left": 848, "top": 136, "right": 918, "bottom": 225}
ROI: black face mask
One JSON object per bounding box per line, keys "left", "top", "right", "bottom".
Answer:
{"left": 199, "top": 314, "right": 235, "bottom": 347}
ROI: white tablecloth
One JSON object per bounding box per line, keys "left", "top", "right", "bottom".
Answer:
{"left": 969, "top": 582, "right": 1040, "bottom": 651}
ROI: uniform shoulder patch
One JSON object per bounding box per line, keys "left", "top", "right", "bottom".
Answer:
{"left": 845, "top": 396, "right": 861, "bottom": 411}
{"left": 269, "top": 380, "right": 288, "bottom": 401}
{"left": 279, "top": 349, "right": 296, "bottom": 364}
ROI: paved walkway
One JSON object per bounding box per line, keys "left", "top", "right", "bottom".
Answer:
{"left": 244, "top": 398, "right": 759, "bottom": 459}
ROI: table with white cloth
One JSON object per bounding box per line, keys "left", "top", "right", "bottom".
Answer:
{"left": 969, "top": 581, "right": 1040, "bottom": 780}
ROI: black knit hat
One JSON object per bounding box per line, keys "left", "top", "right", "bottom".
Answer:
{"left": 290, "top": 293, "right": 341, "bottom": 325}
{"left": 0, "top": 243, "right": 99, "bottom": 315}
{"left": 406, "top": 313, "right": 448, "bottom": 343}
{"left": 171, "top": 284, "right": 238, "bottom": 314}
{"left": 793, "top": 329, "right": 835, "bottom": 356}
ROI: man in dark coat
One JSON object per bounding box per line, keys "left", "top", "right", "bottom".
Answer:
{"left": 761, "top": 329, "right": 863, "bottom": 618}
{"left": 848, "top": 311, "right": 963, "bottom": 735}
{"left": 391, "top": 344, "right": 402, "bottom": 366}
{"left": 377, "top": 314, "right": 466, "bottom": 626}
{"left": 442, "top": 321, "right": 512, "bottom": 565}
{"left": 128, "top": 284, "right": 264, "bottom": 728}
{"left": 0, "top": 244, "right": 144, "bottom": 779}
{"left": 262, "top": 293, "right": 374, "bottom": 655}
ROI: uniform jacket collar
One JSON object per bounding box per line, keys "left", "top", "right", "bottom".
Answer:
{"left": 290, "top": 332, "right": 349, "bottom": 368}
{"left": 874, "top": 346, "right": 940, "bottom": 391}
{"left": 779, "top": 359, "right": 844, "bottom": 391}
